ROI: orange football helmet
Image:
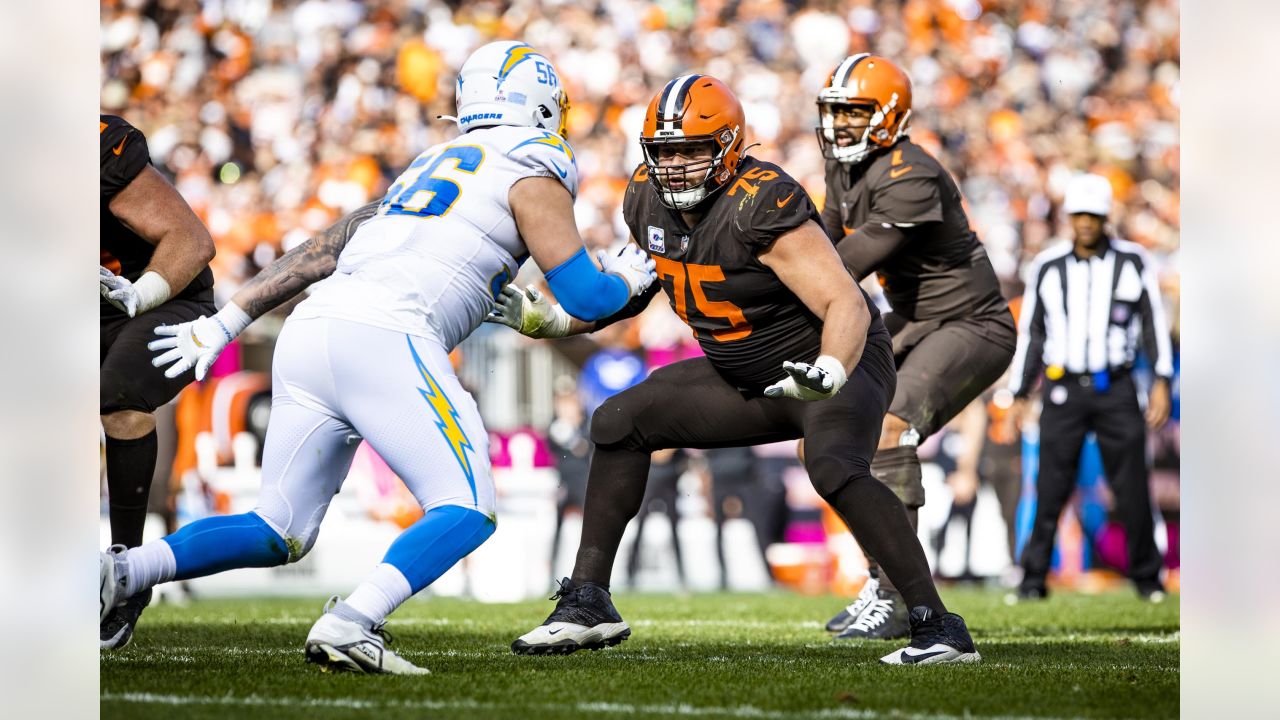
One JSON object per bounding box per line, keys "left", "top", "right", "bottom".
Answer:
{"left": 640, "top": 74, "right": 746, "bottom": 210}
{"left": 816, "top": 54, "right": 913, "bottom": 164}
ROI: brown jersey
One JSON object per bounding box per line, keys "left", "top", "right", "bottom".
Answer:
{"left": 821, "top": 138, "right": 1006, "bottom": 322}
{"left": 101, "top": 115, "right": 213, "bottom": 313}
{"left": 623, "top": 156, "right": 882, "bottom": 391}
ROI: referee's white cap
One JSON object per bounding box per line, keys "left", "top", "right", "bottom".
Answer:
{"left": 1063, "top": 173, "right": 1113, "bottom": 217}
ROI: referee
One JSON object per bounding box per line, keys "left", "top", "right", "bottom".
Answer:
{"left": 1008, "top": 173, "right": 1173, "bottom": 602}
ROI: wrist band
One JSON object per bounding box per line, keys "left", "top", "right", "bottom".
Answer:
{"left": 133, "top": 271, "right": 172, "bottom": 314}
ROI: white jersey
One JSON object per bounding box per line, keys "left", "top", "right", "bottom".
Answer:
{"left": 292, "top": 125, "right": 579, "bottom": 349}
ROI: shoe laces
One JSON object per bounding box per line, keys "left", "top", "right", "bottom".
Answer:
{"left": 370, "top": 621, "right": 395, "bottom": 646}
{"left": 850, "top": 598, "right": 894, "bottom": 632}
{"left": 549, "top": 577, "right": 579, "bottom": 603}
{"left": 843, "top": 577, "right": 879, "bottom": 617}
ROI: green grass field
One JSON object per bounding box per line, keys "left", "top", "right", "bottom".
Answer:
{"left": 100, "top": 588, "right": 1178, "bottom": 719}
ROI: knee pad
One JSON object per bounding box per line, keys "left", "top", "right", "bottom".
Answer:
{"left": 100, "top": 367, "right": 153, "bottom": 414}
{"left": 805, "top": 451, "right": 871, "bottom": 503}
{"left": 590, "top": 396, "right": 646, "bottom": 449}
{"left": 871, "top": 445, "right": 925, "bottom": 509}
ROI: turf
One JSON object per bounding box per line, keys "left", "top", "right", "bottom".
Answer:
{"left": 101, "top": 588, "right": 1178, "bottom": 719}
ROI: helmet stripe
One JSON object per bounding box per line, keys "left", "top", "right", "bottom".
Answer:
{"left": 834, "top": 53, "right": 871, "bottom": 89}
{"left": 660, "top": 74, "right": 701, "bottom": 131}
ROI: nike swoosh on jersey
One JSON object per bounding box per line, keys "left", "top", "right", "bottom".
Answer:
{"left": 113, "top": 138, "right": 127, "bottom": 156}
{"left": 549, "top": 160, "right": 568, "bottom": 179}
{"left": 889, "top": 165, "right": 913, "bottom": 179}
{"left": 776, "top": 192, "right": 795, "bottom": 208}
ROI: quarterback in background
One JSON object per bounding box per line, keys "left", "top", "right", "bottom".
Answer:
{"left": 814, "top": 55, "right": 1016, "bottom": 640}
{"left": 493, "top": 74, "right": 980, "bottom": 665}
{"left": 99, "top": 41, "right": 655, "bottom": 674}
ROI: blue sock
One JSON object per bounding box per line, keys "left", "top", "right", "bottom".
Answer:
{"left": 383, "top": 505, "right": 495, "bottom": 593}
{"left": 165, "top": 512, "right": 291, "bottom": 581}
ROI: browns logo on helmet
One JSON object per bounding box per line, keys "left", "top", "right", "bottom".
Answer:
{"left": 816, "top": 54, "right": 913, "bottom": 165}
{"left": 640, "top": 74, "right": 747, "bottom": 210}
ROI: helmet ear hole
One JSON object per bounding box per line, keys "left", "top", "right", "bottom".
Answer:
{"left": 540, "top": 105, "right": 553, "bottom": 119}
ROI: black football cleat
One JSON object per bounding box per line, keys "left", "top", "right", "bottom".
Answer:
{"left": 101, "top": 588, "right": 151, "bottom": 650}
{"left": 879, "top": 606, "right": 982, "bottom": 665}
{"left": 511, "top": 578, "right": 630, "bottom": 655}
{"left": 834, "top": 585, "right": 910, "bottom": 641}
{"left": 825, "top": 575, "right": 879, "bottom": 633}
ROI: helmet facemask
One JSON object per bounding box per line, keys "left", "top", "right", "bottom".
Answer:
{"left": 816, "top": 95, "right": 910, "bottom": 165}
{"left": 641, "top": 129, "right": 738, "bottom": 211}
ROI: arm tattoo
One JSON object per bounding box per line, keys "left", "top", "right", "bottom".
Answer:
{"left": 236, "top": 201, "right": 381, "bottom": 319}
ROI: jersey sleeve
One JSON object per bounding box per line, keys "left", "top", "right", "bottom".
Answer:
{"left": 506, "top": 131, "right": 580, "bottom": 199}
{"left": 100, "top": 115, "right": 151, "bottom": 201}
{"left": 868, "top": 169, "right": 944, "bottom": 226}
{"left": 736, "top": 169, "right": 822, "bottom": 250}
{"left": 621, "top": 165, "right": 647, "bottom": 243}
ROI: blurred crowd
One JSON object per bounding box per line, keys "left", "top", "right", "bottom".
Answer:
{"left": 101, "top": 0, "right": 1180, "bottom": 322}
{"left": 101, "top": 0, "right": 1180, "bottom": 585}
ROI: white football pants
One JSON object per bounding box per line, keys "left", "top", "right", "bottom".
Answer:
{"left": 252, "top": 317, "right": 494, "bottom": 558}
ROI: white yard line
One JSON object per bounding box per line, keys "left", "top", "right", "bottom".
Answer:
{"left": 101, "top": 692, "right": 1096, "bottom": 720}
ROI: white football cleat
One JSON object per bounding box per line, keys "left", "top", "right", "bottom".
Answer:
{"left": 304, "top": 596, "right": 428, "bottom": 675}
{"left": 100, "top": 545, "right": 127, "bottom": 624}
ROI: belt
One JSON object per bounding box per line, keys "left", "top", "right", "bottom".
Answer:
{"left": 1045, "top": 365, "right": 1132, "bottom": 388}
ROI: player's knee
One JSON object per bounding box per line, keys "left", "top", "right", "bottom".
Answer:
{"left": 248, "top": 510, "right": 312, "bottom": 564}
{"left": 590, "top": 395, "right": 646, "bottom": 449}
{"left": 804, "top": 450, "right": 870, "bottom": 502}
{"left": 878, "top": 413, "right": 912, "bottom": 450}
{"left": 101, "top": 367, "right": 157, "bottom": 418}
{"left": 101, "top": 409, "right": 156, "bottom": 439}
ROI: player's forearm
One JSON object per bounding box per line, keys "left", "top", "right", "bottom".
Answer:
{"left": 233, "top": 202, "right": 379, "bottom": 320}
{"left": 142, "top": 221, "right": 216, "bottom": 292}
{"left": 836, "top": 221, "right": 909, "bottom": 281}
{"left": 818, "top": 290, "right": 868, "bottom": 375}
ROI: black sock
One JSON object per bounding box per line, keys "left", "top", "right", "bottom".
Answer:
{"left": 865, "top": 505, "right": 918, "bottom": 595}
{"left": 827, "top": 475, "right": 944, "bottom": 615}
{"left": 105, "top": 430, "right": 158, "bottom": 548}
{"left": 571, "top": 444, "right": 652, "bottom": 589}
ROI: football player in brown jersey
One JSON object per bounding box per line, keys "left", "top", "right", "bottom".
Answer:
{"left": 99, "top": 115, "right": 217, "bottom": 649}
{"left": 493, "top": 75, "right": 980, "bottom": 665}
{"left": 814, "top": 55, "right": 1016, "bottom": 640}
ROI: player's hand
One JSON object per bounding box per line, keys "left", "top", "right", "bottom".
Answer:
{"left": 1146, "top": 378, "right": 1171, "bottom": 430}
{"left": 100, "top": 266, "right": 139, "bottom": 317}
{"left": 763, "top": 355, "right": 848, "bottom": 402}
{"left": 485, "top": 284, "right": 571, "bottom": 338}
{"left": 148, "top": 315, "right": 236, "bottom": 380}
{"left": 598, "top": 245, "right": 657, "bottom": 297}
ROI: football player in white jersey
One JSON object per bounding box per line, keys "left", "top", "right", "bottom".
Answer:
{"left": 98, "top": 41, "right": 656, "bottom": 674}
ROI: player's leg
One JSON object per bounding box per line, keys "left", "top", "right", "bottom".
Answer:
{"left": 844, "top": 314, "right": 1015, "bottom": 639}
{"left": 1017, "top": 381, "right": 1091, "bottom": 599}
{"left": 303, "top": 326, "right": 495, "bottom": 674}
{"left": 101, "top": 319, "right": 359, "bottom": 626}
{"left": 801, "top": 332, "right": 980, "bottom": 664}
{"left": 1091, "top": 375, "right": 1165, "bottom": 600}
{"left": 99, "top": 298, "right": 215, "bottom": 648}
{"left": 514, "top": 357, "right": 798, "bottom": 654}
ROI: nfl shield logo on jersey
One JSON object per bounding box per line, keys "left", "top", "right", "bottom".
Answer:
{"left": 647, "top": 226, "right": 666, "bottom": 253}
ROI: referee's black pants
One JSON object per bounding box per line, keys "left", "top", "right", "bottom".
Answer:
{"left": 1020, "top": 372, "right": 1163, "bottom": 592}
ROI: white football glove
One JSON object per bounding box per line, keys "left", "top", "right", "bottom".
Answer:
{"left": 148, "top": 303, "right": 252, "bottom": 380}
{"left": 598, "top": 245, "right": 657, "bottom": 297}
{"left": 763, "top": 355, "right": 848, "bottom": 402}
{"left": 485, "top": 284, "right": 572, "bottom": 338}
{"left": 100, "top": 266, "right": 171, "bottom": 318}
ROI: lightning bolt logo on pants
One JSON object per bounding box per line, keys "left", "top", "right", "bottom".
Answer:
{"left": 407, "top": 336, "right": 477, "bottom": 503}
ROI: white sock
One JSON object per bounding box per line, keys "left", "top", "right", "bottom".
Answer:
{"left": 124, "top": 540, "right": 177, "bottom": 597}
{"left": 342, "top": 563, "right": 413, "bottom": 625}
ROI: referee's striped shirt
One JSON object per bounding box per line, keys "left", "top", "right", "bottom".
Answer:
{"left": 1009, "top": 237, "right": 1174, "bottom": 397}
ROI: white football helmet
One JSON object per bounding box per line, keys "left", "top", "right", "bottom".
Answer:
{"left": 449, "top": 41, "right": 570, "bottom": 138}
